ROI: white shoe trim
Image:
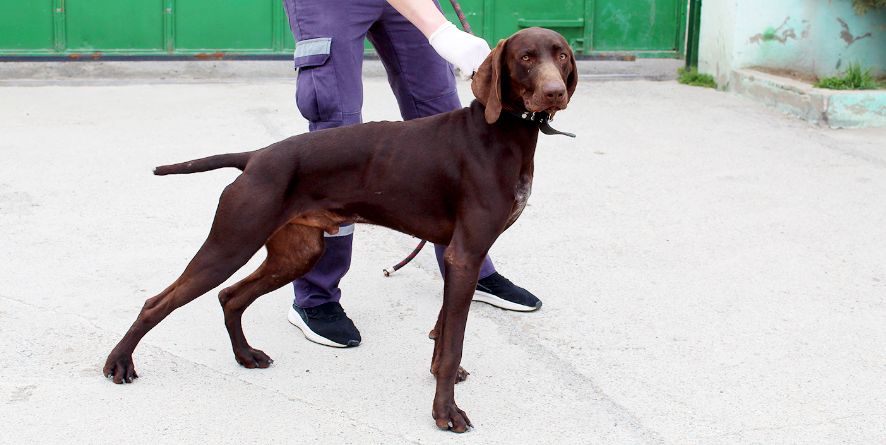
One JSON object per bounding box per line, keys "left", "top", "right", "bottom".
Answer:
{"left": 287, "top": 307, "right": 350, "bottom": 348}
{"left": 472, "top": 289, "right": 540, "bottom": 312}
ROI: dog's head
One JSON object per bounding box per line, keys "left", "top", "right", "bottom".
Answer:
{"left": 471, "top": 27, "right": 578, "bottom": 124}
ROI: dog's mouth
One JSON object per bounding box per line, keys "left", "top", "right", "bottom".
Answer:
{"left": 523, "top": 100, "right": 566, "bottom": 115}
{"left": 522, "top": 95, "right": 568, "bottom": 116}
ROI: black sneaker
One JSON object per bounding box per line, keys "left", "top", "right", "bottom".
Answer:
{"left": 287, "top": 302, "right": 361, "bottom": 348}
{"left": 473, "top": 272, "right": 542, "bottom": 312}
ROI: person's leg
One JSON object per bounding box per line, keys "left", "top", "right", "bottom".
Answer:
{"left": 283, "top": 0, "right": 374, "bottom": 130}
{"left": 282, "top": 0, "right": 385, "bottom": 346}
{"left": 368, "top": 4, "right": 540, "bottom": 311}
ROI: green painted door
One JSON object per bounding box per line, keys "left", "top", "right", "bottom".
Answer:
{"left": 490, "top": 0, "right": 587, "bottom": 52}
{"left": 175, "top": 0, "right": 274, "bottom": 51}
{"left": 65, "top": 0, "right": 164, "bottom": 52}
{"left": 0, "top": 0, "right": 55, "bottom": 51}
{"left": 593, "top": 0, "right": 684, "bottom": 51}
{"left": 0, "top": 0, "right": 686, "bottom": 57}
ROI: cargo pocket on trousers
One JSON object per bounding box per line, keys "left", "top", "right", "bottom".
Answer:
{"left": 293, "top": 37, "right": 338, "bottom": 123}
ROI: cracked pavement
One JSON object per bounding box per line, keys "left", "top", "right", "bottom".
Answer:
{"left": 1, "top": 76, "right": 885, "bottom": 444}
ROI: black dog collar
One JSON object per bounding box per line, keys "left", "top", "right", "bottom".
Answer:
{"left": 508, "top": 111, "right": 576, "bottom": 138}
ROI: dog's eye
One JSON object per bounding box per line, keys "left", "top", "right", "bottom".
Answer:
{"left": 559, "top": 53, "right": 567, "bottom": 60}
{"left": 521, "top": 55, "right": 531, "bottom": 62}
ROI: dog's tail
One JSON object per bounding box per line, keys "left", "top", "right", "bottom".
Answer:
{"left": 153, "top": 152, "right": 251, "bottom": 176}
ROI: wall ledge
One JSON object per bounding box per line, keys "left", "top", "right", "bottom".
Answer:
{"left": 732, "top": 68, "right": 886, "bottom": 129}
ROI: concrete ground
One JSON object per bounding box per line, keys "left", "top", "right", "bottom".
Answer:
{"left": 1, "top": 72, "right": 885, "bottom": 444}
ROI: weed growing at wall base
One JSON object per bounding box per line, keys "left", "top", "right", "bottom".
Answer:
{"left": 815, "top": 63, "right": 880, "bottom": 90}
{"left": 677, "top": 68, "right": 717, "bottom": 88}
{"left": 853, "top": 0, "right": 886, "bottom": 14}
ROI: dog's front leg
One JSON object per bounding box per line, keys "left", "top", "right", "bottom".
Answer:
{"left": 430, "top": 240, "right": 486, "bottom": 433}
{"left": 428, "top": 326, "right": 469, "bottom": 383}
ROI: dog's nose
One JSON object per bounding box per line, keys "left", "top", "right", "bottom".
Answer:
{"left": 542, "top": 82, "right": 566, "bottom": 101}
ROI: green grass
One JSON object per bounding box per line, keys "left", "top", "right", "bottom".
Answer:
{"left": 677, "top": 67, "right": 717, "bottom": 88}
{"left": 815, "top": 63, "right": 880, "bottom": 90}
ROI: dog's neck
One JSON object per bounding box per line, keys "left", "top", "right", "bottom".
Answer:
{"left": 467, "top": 101, "right": 543, "bottom": 176}
{"left": 470, "top": 100, "right": 539, "bottom": 138}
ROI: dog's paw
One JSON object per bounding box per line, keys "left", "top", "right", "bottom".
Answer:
{"left": 432, "top": 400, "right": 473, "bottom": 433}
{"left": 234, "top": 347, "right": 273, "bottom": 369}
{"left": 103, "top": 355, "right": 138, "bottom": 384}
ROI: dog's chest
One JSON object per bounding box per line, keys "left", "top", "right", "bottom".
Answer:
{"left": 507, "top": 173, "right": 533, "bottom": 225}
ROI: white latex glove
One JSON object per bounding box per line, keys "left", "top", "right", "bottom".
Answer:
{"left": 428, "top": 21, "right": 491, "bottom": 80}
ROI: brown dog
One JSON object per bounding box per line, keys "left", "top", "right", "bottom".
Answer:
{"left": 103, "top": 27, "right": 577, "bottom": 432}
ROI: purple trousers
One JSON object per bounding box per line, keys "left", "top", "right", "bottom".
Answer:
{"left": 283, "top": 0, "right": 496, "bottom": 308}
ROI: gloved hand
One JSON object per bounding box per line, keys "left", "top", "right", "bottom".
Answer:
{"left": 428, "top": 21, "right": 491, "bottom": 80}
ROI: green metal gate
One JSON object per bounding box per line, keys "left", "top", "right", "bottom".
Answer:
{"left": 0, "top": 0, "right": 296, "bottom": 57}
{"left": 0, "top": 0, "right": 686, "bottom": 58}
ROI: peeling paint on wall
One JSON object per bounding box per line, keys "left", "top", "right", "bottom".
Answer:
{"left": 837, "top": 17, "right": 873, "bottom": 45}
{"left": 700, "top": 0, "right": 886, "bottom": 80}
{"left": 749, "top": 17, "right": 800, "bottom": 44}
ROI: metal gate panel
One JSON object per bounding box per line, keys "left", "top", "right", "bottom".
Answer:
{"left": 593, "top": 0, "right": 683, "bottom": 51}
{"left": 0, "top": 0, "right": 688, "bottom": 57}
{"left": 277, "top": 2, "right": 296, "bottom": 53}
{"left": 65, "top": 0, "right": 164, "bottom": 51}
{"left": 174, "top": 0, "right": 275, "bottom": 51}
{"left": 0, "top": 0, "right": 54, "bottom": 50}
{"left": 490, "top": 0, "right": 587, "bottom": 52}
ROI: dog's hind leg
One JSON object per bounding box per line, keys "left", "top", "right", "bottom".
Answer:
{"left": 103, "top": 175, "right": 287, "bottom": 384}
{"left": 217, "top": 223, "right": 324, "bottom": 368}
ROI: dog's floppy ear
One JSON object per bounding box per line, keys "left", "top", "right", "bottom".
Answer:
{"left": 565, "top": 46, "right": 578, "bottom": 101}
{"left": 472, "top": 38, "right": 507, "bottom": 124}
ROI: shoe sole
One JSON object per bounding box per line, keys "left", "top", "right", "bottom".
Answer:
{"left": 472, "top": 290, "right": 542, "bottom": 312}
{"left": 287, "top": 307, "right": 355, "bottom": 348}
